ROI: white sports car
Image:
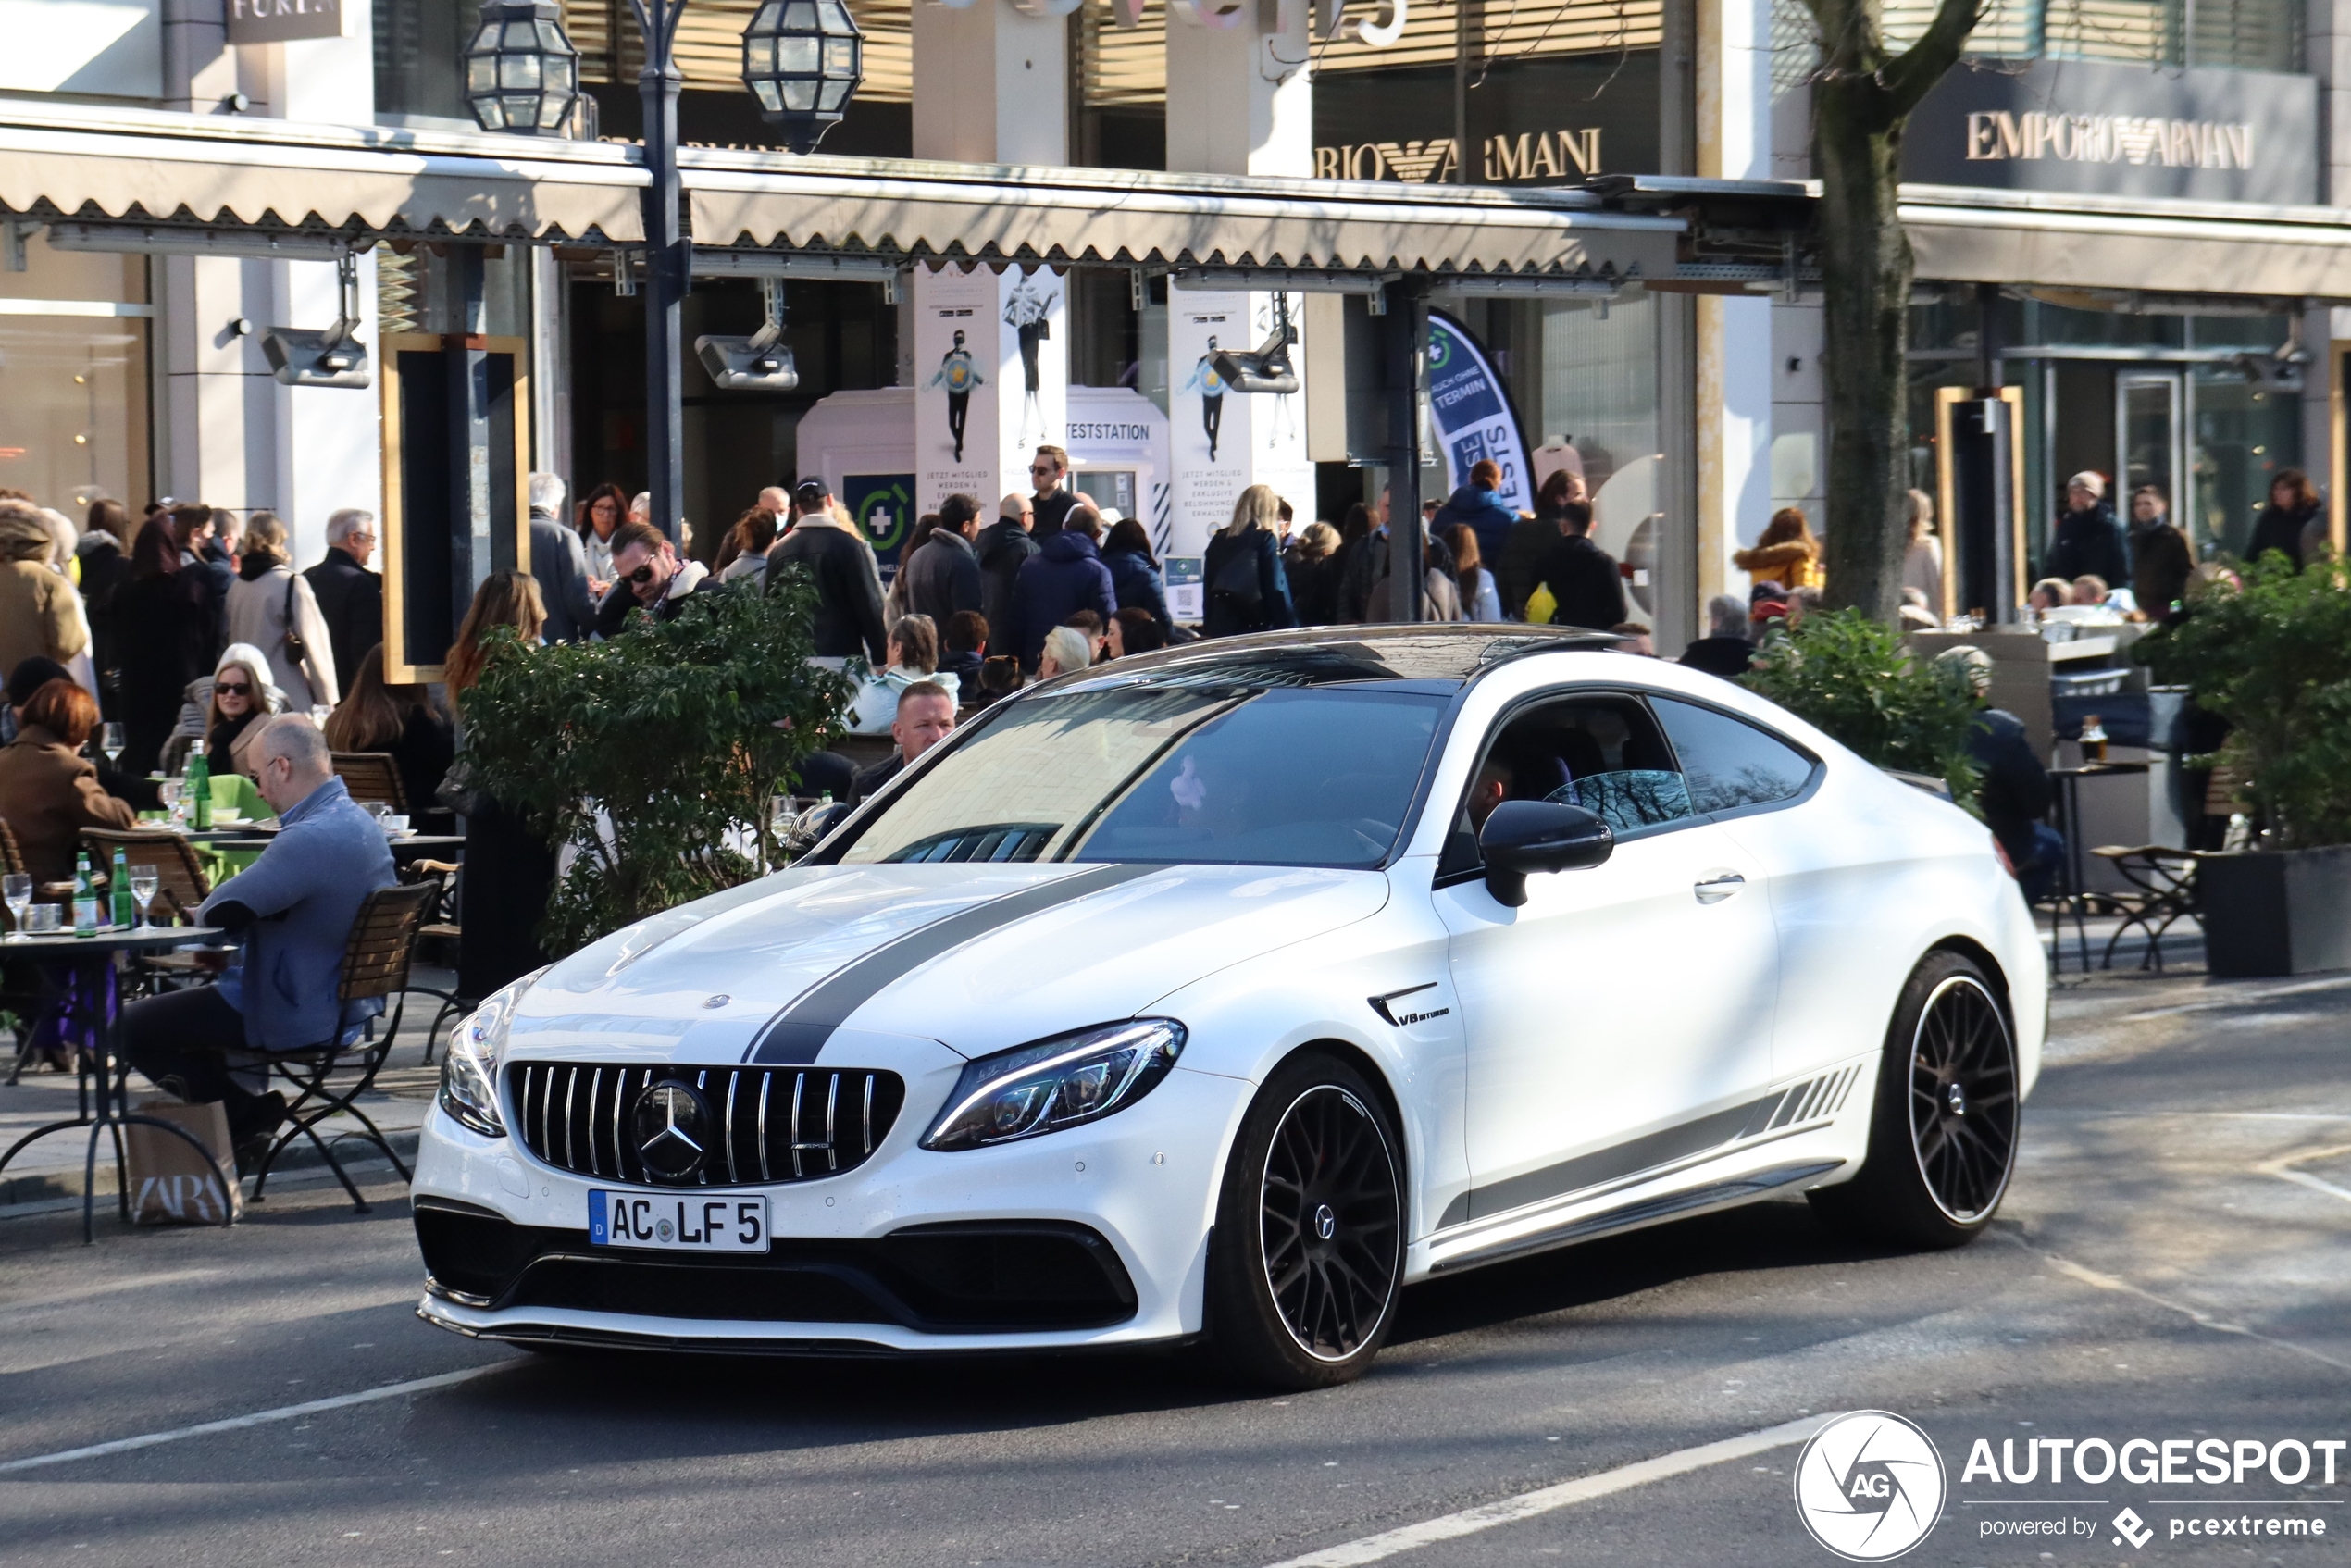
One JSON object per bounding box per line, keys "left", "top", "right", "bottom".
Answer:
{"left": 414, "top": 627, "right": 2043, "bottom": 1388}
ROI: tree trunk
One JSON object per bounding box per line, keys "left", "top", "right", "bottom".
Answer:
{"left": 1803, "top": 0, "right": 1979, "bottom": 622}
{"left": 1813, "top": 79, "right": 1915, "bottom": 624}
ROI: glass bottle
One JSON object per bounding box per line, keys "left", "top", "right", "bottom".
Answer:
{"left": 72, "top": 850, "right": 99, "bottom": 936}
{"left": 2080, "top": 714, "right": 2108, "bottom": 765}
{"left": 109, "top": 846, "right": 134, "bottom": 929}
{"left": 185, "top": 739, "right": 212, "bottom": 830}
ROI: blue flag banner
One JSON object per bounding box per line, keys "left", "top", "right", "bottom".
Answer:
{"left": 1426, "top": 311, "right": 1534, "bottom": 514}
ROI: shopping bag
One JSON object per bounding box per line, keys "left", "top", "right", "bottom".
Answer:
{"left": 124, "top": 1096, "right": 243, "bottom": 1225}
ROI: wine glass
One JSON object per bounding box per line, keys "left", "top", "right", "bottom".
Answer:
{"left": 3, "top": 874, "right": 30, "bottom": 940}
{"left": 100, "top": 723, "right": 125, "bottom": 767}
{"left": 129, "top": 865, "right": 159, "bottom": 930}
{"left": 158, "top": 778, "right": 183, "bottom": 827}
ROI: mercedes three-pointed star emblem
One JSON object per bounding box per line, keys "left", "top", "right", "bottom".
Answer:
{"left": 631, "top": 1082, "right": 708, "bottom": 1182}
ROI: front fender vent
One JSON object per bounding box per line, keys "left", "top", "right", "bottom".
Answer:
{"left": 506, "top": 1063, "right": 906, "bottom": 1189}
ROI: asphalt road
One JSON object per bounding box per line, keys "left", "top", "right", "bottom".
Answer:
{"left": 4, "top": 964, "right": 2348, "bottom": 1568}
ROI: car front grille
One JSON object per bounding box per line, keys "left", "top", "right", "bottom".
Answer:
{"left": 507, "top": 1063, "right": 906, "bottom": 1189}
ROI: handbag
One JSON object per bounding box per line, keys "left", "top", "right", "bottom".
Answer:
{"left": 280, "top": 574, "right": 309, "bottom": 662}
{"left": 436, "top": 753, "right": 487, "bottom": 818}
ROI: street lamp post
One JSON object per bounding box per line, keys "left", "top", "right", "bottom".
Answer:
{"left": 467, "top": 0, "right": 864, "bottom": 549}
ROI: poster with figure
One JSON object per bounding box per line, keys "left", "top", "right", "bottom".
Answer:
{"left": 1167, "top": 290, "right": 1312, "bottom": 560}
{"left": 911, "top": 265, "right": 1068, "bottom": 515}
{"left": 1426, "top": 311, "right": 1534, "bottom": 512}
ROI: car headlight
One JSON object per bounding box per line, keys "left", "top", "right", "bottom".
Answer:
{"left": 922, "top": 1019, "right": 1187, "bottom": 1151}
{"left": 438, "top": 974, "right": 535, "bottom": 1139}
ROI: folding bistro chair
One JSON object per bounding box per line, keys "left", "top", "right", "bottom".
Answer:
{"left": 2088, "top": 845, "right": 2203, "bottom": 972}
{"left": 331, "top": 753, "right": 408, "bottom": 814}
{"left": 246, "top": 881, "right": 436, "bottom": 1212}
{"left": 79, "top": 828, "right": 218, "bottom": 995}
{"left": 398, "top": 858, "right": 469, "bottom": 1064}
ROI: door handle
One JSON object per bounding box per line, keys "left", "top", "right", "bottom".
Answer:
{"left": 1694, "top": 871, "right": 1746, "bottom": 904}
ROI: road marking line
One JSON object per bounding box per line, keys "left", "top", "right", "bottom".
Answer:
{"left": 2025, "top": 1245, "right": 2351, "bottom": 1375}
{"left": 2259, "top": 1143, "right": 2351, "bottom": 1208}
{"left": 0, "top": 1364, "right": 508, "bottom": 1475}
{"left": 1262, "top": 1413, "right": 1837, "bottom": 1568}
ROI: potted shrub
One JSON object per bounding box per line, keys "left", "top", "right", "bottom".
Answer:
{"left": 459, "top": 574, "right": 853, "bottom": 956}
{"left": 1741, "top": 608, "right": 1984, "bottom": 803}
{"left": 2134, "top": 557, "right": 2351, "bottom": 977}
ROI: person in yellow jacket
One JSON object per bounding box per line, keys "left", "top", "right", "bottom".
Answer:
{"left": 1735, "top": 506, "right": 1823, "bottom": 592}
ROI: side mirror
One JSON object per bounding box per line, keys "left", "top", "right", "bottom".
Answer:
{"left": 1478, "top": 800, "right": 1612, "bottom": 908}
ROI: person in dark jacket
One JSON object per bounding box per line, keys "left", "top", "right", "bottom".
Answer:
{"left": 1202, "top": 484, "right": 1300, "bottom": 640}
{"left": 1531, "top": 501, "right": 1627, "bottom": 629}
{"left": 526, "top": 473, "right": 598, "bottom": 641}
{"left": 1029, "top": 445, "right": 1076, "bottom": 539}
{"left": 1101, "top": 516, "right": 1171, "bottom": 630}
{"left": 2044, "top": 472, "right": 2131, "bottom": 587}
{"left": 1499, "top": 470, "right": 1578, "bottom": 619}
{"left": 2244, "top": 468, "right": 2325, "bottom": 570}
{"left": 902, "top": 492, "right": 985, "bottom": 627}
{"left": 112, "top": 517, "right": 218, "bottom": 774}
{"left": 2127, "top": 487, "right": 2194, "bottom": 615}
{"left": 1430, "top": 458, "right": 1521, "bottom": 572}
{"left": 765, "top": 480, "right": 889, "bottom": 662}
{"left": 1678, "top": 594, "right": 1756, "bottom": 678}
{"left": 1008, "top": 505, "right": 1118, "bottom": 668}
{"left": 1336, "top": 489, "right": 1455, "bottom": 622}
{"left": 591, "top": 519, "right": 724, "bottom": 635}
{"left": 1938, "top": 645, "right": 2061, "bottom": 902}
{"left": 975, "top": 493, "right": 1037, "bottom": 641}
{"left": 940, "top": 610, "right": 988, "bottom": 690}
{"left": 169, "top": 504, "right": 231, "bottom": 654}
{"left": 304, "top": 507, "right": 384, "bottom": 689}
{"left": 76, "top": 500, "right": 132, "bottom": 716}
{"left": 1283, "top": 521, "right": 1343, "bottom": 627}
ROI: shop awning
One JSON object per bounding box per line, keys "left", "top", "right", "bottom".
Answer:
{"left": 0, "top": 98, "right": 647, "bottom": 243}
{"left": 1902, "top": 183, "right": 2351, "bottom": 301}
{"left": 683, "top": 151, "right": 1686, "bottom": 279}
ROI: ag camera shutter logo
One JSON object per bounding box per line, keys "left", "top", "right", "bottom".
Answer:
{"left": 1793, "top": 1411, "right": 1948, "bottom": 1561}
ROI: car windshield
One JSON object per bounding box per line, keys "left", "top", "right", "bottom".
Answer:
{"left": 835, "top": 683, "right": 1449, "bottom": 869}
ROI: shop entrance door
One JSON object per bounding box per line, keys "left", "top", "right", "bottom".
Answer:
{"left": 2117, "top": 371, "right": 2184, "bottom": 519}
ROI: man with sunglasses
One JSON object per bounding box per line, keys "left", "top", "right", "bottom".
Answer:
{"left": 590, "top": 518, "right": 719, "bottom": 637}
{"left": 1029, "top": 445, "right": 1076, "bottom": 540}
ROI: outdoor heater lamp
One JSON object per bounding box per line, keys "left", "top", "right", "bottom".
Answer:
{"left": 462, "top": 0, "right": 582, "bottom": 134}
{"left": 740, "top": 0, "right": 865, "bottom": 155}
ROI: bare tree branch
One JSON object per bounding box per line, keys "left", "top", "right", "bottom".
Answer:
{"left": 1881, "top": 0, "right": 1983, "bottom": 115}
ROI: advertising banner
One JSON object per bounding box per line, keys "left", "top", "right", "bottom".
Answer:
{"left": 1427, "top": 310, "right": 1533, "bottom": 514}
{"left": 1167, "top": 290, "right": 1312, "bottom": 561}
{"left": 227, "top": 0, "right": 346, "bottom": 43}
{"left": 912, "top": 264, "right": 1066, "bottom": 516}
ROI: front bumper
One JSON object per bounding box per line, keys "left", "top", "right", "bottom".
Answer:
{"left": 409, "top": 1060, "right": 1252, "bottom": 1352}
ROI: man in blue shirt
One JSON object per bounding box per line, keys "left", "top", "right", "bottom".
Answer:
{"left": 125, "top": 716, "right": 398, "bottom": 1164}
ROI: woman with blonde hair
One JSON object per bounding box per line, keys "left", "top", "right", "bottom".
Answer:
{"left": 1902, "top": 490, "right": 1944, "bottom": 607}
{"left": 226, "top": 511, "right": 339, "bottom": 709}
{"left": 1202, "top": 483, "right": 1298, "bottom": 638}
{"left": 1734, "top": 506, "right": 1823, "bottom": 591}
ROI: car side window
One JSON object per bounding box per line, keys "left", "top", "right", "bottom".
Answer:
{"left": 1439, "top": 693, "right": 1699, "bottom": 876}
{"left": 1650, "top": 696, "right": 1818, "bottom": 816}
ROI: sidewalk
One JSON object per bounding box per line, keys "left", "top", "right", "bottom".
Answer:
{"left": 0, "top": 967, "right": 456, "bottom": 1215}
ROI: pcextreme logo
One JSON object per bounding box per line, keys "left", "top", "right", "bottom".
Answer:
{"left": 1793, "top": 1411, "right": 1949, "bottom": 1561}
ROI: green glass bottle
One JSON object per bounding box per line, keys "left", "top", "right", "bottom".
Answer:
{"left": 109, "top": 847, "right": 134, "bottom": 929}
{"left": 185, "top": 739, "right": 212, "bottom": 830}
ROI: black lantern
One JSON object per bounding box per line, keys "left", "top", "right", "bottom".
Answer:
{"left": 464, "top": 0, "right": 582, "bottom": 135}
{"left": 740, "top": 0, "right": 864, "bottom": 154}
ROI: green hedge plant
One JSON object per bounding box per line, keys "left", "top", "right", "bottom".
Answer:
{"left": 1741, "top": 607, "right": 1984, "bottom": 805}
{"left": 2133, "top": 556, "right": 2351, "bottom": 852}
{"left": 458, "top": 573, "right": 853, "bottom": 954}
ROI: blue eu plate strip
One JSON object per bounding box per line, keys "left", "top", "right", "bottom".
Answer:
{"left": 588, "top": 1189, "right": 608, "bottom": 1245}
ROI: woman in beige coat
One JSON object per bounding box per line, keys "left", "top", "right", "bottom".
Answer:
{"left": 224, "top": 512, "right": 338, "bottom": 710}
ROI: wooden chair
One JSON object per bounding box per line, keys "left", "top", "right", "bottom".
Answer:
{"left": 331, "top": 753, "right": 408, "bottom": 814}
{"left": 246, "top": 881, "right": 438, "bottom": 1212}
{"left": 80, "top": 828, "right": 213, "bottom": 924}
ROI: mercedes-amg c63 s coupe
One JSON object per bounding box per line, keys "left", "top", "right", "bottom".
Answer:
{"left": 414, "top": 627, "right": 2042, "bottom": 1388}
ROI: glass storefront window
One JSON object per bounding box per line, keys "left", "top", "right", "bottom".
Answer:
{"left": 2190, "top": 367, "right": 2299, "bottom": 559}
{"left": 0, "top": 230, "right": 151, "bottom": 513}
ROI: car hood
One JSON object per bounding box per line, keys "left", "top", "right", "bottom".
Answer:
{"left": 503, "top": 861, "right": 1388, "bottom": 1066}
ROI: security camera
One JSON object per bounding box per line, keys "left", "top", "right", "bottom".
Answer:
{"left": 263, "top": 327, "right": 371, "bottom": 388}
{"left": 1211, "top": 292, "right": 1300, "bottom": 394}
{"left": 695, "top": 331, "right": 800, "bottom": 391}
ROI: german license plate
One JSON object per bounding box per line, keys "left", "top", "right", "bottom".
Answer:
{"left": 589, "top": 1190, "right": 769, "bottom": 1253}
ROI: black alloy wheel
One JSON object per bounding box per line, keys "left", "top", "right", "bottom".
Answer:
{"left": 1261, "top": 1085, "right": 1402, "bottom": 1362}
{"left": 1810, "top": 950, "right": 2020, "bottom": 1249}
{"left": 1906, "top": 973, "right": 2019, "bottom": 1222}
{"left": 1207, "top": 1053, "right": 1404, "bottom": 1388}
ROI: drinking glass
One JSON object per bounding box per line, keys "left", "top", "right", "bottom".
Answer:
{"left": 100, "top": 723, "right": 125, "bottom": 766}
{"left": 24, "top": 903, "right": 61, "bottom": 935}
{"left": 159, "top": 778, "right": 183, "bottom": 827}
{"left": 310, "top": 704, "right": 333, "bottom": 729}
{"left": 130, "top": 865, "right": 159, "bottom": 929}
{"left": 3, "top": 874, "right": 30, "bottom": 940}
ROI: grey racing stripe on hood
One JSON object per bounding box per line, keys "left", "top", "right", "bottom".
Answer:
{"left": 745, "top": 863, "right": 1165, "bottom": 1064}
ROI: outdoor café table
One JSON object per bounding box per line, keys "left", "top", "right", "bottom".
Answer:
{"left": 2046, "top": 761, "right": 2153, "bottom": 973}
{"left": 0, "top": 926, "right": 230, "bottom": 1243}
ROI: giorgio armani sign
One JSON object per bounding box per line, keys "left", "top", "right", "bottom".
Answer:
{"left": 1904, "top": 58, "right": 2317, "bottom": 205}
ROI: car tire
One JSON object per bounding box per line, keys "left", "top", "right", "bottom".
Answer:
{"left": 1809, "top": 950, "right": 2021, "bottom": 1250}
{"left": 1205, "top": 1052, "right": 1405, "bottom": 1390}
